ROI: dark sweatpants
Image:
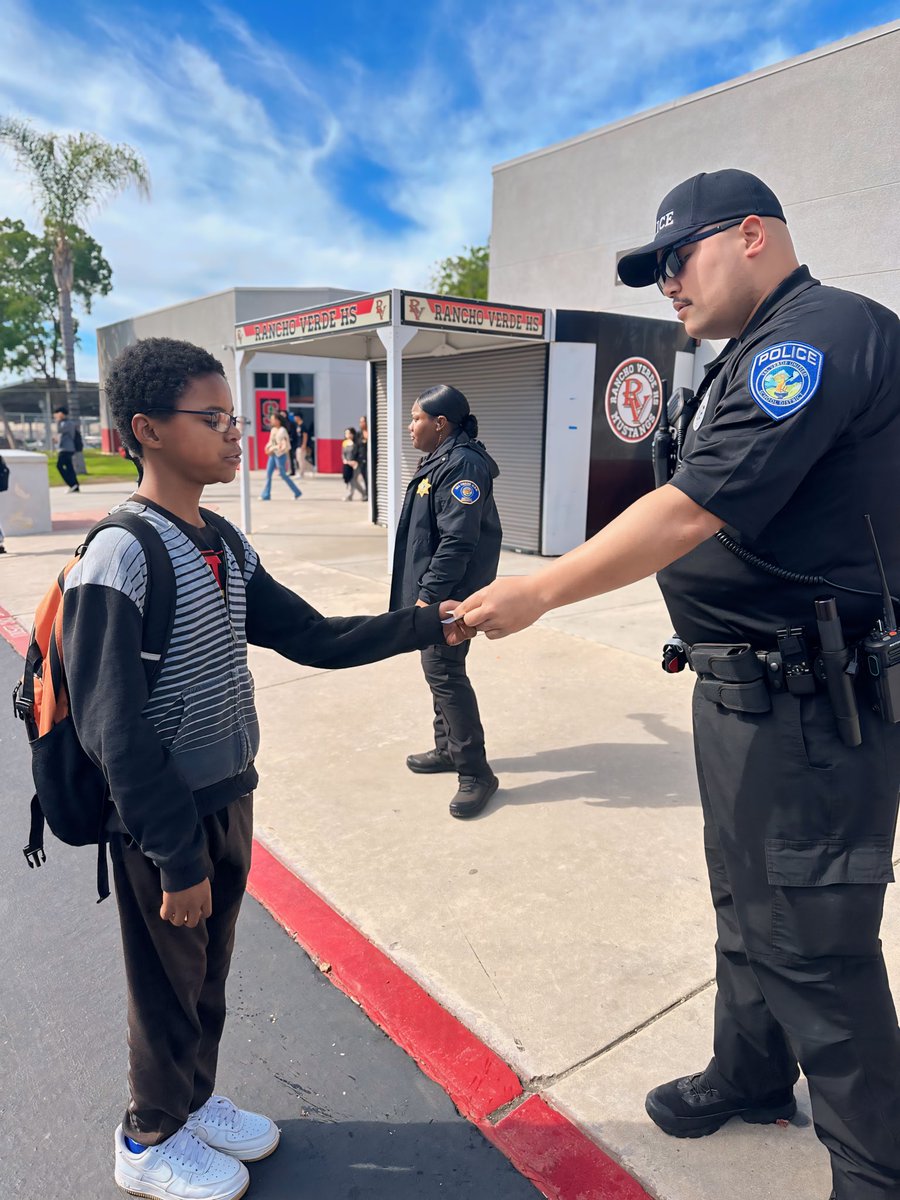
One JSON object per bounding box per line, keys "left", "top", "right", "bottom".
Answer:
{"left": 420, "top": 642, "right": 490, "bottom": 778}
{"left": 694, "top": 685, "right": 900, "bottom": 1199}
{"left": 110, "top": 796, "right": 253, "bottom": 1145}
{"left": 56, "top": 451, "right": 78, "bottom": 489}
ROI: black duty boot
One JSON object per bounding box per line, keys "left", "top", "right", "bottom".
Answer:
{"left": 449, "top": 773, "right": 499, "bottom": 819}
{"left": 406, "top": 749, "right": 455, "bottom": 774}
{"left": 645, "top": 1072, "right": 796, "bottom": 1139}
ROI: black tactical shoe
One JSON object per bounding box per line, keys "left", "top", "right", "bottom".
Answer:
{"left": 449, "top": 773, "right": 499, "bottom": 819}
{"left": 406, "top": 749, "right": 455, "bottom": 774}
{"left": 645, "top": 1072, "right": 796, "bottom": 1139}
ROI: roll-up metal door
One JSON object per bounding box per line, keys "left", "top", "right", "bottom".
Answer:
{"left": 374, "top": 343, "right": 548, "bottom": 553}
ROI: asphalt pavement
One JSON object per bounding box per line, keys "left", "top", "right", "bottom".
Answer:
{"left": 0, "top": 636, "right": 540, "bottom": 1200}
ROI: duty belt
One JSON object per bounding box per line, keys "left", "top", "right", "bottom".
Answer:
{"left": 665, "top": 641, "right": 829, "bottom": 715}
{"left": 690, "top": 644, "right": 773, "bottom": 713}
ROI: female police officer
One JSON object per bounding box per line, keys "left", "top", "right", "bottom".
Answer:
{"left": 390, "top": 384, "right": 502, "bottom": 818}
{"left": 455, "top": 171, "right": 900, "bottom": 1199}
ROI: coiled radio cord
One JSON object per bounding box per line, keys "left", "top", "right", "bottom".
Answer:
{"left": 714, "top": 530, "right": 900, "bottom": 609}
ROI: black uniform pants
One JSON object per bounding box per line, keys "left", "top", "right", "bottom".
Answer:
{"left": 110, "top": 796, "right": 253, "bottom": 1145}
{"left": 421, "top": 642, "right": 489, "bottom": 777}
{"left": 693, "top": 685, "right": 900, "bottom": 1199}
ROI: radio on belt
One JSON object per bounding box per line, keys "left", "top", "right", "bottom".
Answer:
{"left": 862, "top": 515, "right": 900, "bottom": 724}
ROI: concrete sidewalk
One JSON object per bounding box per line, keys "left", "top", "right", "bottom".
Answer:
{"left": 4, "top": 473, "right": 893, "bottom": 1200}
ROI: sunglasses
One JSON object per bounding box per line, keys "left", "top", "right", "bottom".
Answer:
{"left": 654, "top": 219, "right": 745, "bottom": 293}
{"left": 144, "top": 408, "right": 241, "bottom": 434}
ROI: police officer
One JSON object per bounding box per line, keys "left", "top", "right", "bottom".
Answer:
{"left": 390, "top": 384, "right": 502, "bottom": 818}
{"left": 455, "top": 170, "right": 900, "bottom": 1199}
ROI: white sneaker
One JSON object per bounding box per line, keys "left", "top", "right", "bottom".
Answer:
{"left": 185, "top": 1094, "right": 280, "bottom": 1162}
{"left": 114, "top": 1124, "right": 249, "bottom": 1200}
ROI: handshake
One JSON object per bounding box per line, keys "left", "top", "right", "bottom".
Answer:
{"left": 437, "top": 600, "right": 476, "bottom": 646}
{"left": 432, "top": 576, "right": 544, "bottom": 646}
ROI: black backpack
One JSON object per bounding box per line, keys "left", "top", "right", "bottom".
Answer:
{"left": 73, "top": 426, "right": 84, "bottom": 453}
{"left": 0, "top": 453, "right": 9, "bottom": 492}
{"left": 13, "top": 507, "right": 246, "bottom": 900}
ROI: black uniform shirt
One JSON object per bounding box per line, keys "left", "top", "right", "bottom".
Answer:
{"left": 658, "top": 267, "right": 900, "bottom": 648}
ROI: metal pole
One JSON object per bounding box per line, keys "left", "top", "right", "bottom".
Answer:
{"left": 232, "top": 347, "right": 253, "bottom": 535}
{"left": 377, "top": 304, "right": 415, "bottom": 567}
{"left": 44, "top": 389, "right": 53, "bottom": 452}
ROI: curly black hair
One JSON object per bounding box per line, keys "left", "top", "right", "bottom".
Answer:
{"left": 106, "top": 337, "right": 226, "bottom": 457}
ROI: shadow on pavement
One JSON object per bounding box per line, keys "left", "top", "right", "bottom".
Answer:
{"left": 488, "top": 713, "right": 697, "bottom": 810}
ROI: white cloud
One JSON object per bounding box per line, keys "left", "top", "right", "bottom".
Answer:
{"left": 0, "top": 0, "right": 851, "bottom": 384}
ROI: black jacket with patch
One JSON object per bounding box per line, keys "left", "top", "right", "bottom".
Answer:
{"left": 390, "top": 431, "right": 502, "bottom": 610}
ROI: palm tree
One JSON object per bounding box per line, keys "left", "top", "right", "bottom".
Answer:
{"left": 0, "top": 118, "right": 149, "bottom": 419}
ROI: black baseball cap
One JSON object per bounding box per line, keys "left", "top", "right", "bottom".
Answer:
{"left": 617, "top": 169, "right": 786, "bottom": 288}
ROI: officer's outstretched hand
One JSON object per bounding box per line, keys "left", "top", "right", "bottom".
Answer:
{"left": 455, "top": 577, "right": 544, "bottom": 639}
{"left": 437, "top": 599, "right": 476, "bottom": 646}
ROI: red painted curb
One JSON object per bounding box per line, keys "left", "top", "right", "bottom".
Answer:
{"left": 479, "top": 1094, "right": 652, "bottom": 1200}
{"left": 249, "top": 842, "right": 653, "bottom": 1199}
{"left": 0, "top": 604, "right": 30, "bottom": 657}
{"left": 248, "top": 840, "right": 522, "bottom": 1121}
{"left": 4, "top": 597, "right": 653, "bottom": 1199}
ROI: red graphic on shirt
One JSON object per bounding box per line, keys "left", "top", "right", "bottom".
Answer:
{"left": 201, "top": 550, "right": 225, "bottom": 592}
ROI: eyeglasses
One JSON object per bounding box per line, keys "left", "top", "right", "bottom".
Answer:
{"left": 654, "top": 219, "right": 745, "bottom": 293}
{"left": 144, "top": 408, "right": 241, "bottom": 433}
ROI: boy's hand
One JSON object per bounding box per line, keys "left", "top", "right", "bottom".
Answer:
{"left": 438, "top": 599, "right": 476, "bottom": 646}
{"left": 160, "top": 879, "right": 213, "bottom": 929}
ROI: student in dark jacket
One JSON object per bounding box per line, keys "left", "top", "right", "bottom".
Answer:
{"left": 61, "top": 338, "right": 463, "bottom": 1200}
{"left": 389, "top": 384, "right": 502, "bottom": 818}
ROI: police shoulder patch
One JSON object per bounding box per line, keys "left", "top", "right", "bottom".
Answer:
{"left": 451, "top": 479, "right": 480, "bottom": 505}
{"left": 748, "top": 341, "right": 824, "bottom": 421}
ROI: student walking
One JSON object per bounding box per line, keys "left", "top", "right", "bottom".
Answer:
{"left": 341, "top": 427, "right": 366, "bottom": 500}
{"left": 0, "top": 450, "right": 7, "bottom": 552}
{"left": 354, "top": 415, "right": 369, "bottom": 500}
{"left": 61, "top": 337, "right": 459, "bottom": 1200}
{"left": 53, "top": 404, "right": 81, "bottom": 492}
{"left": 260, "top": 411, "right": 301, "bottom": 500}
{"left": 295, "top": 414, "right": 310, "bottom": 478}
{"left": 283, "top": 409, "right": 300, "bottom": 475}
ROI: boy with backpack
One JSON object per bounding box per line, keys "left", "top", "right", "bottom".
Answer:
{"left": 53, "top": 404, "right": 82, "bottom": 492}
{"left": 48, "top": 337, "right": 464, "bottom": 1200}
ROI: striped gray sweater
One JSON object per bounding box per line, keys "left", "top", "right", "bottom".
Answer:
{"left": 62, "top": 500, "right": 443, "bottom": 891}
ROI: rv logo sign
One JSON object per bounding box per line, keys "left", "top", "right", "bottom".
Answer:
{"left": 605, "top": 357, "right": 663, "bottom": 443}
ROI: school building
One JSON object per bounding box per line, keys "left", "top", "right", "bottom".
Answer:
{"left": 489, "top": 21, "right": 899, "bottom": 320}
{"left": 96, "top": 288, "right": 368, "bottom": 473}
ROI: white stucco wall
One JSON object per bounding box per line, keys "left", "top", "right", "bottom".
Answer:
{"left": 96, "top": 287, "right": 366, "bottom": 451}
{"left": 489, "top": 22, "right": 900, "bottom": 321}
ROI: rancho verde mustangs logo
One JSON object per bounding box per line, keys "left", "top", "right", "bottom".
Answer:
{"left": 605, "top": 358, "right": 663, "bottom": 443}
{"left": 748, "top": 341, "right": 824, "bottom": 421}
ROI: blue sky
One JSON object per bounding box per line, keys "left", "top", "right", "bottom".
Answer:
{"left": 1, "top": 0, "right": 896, "bottom": 380}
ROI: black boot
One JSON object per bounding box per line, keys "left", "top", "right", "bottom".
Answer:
{"left": 645, "top": 1072, "right": 796, "bottom": 1138}
{"left": 406, "top": 749, "right": 455, "bottom": 774}
{"left": 449, "top": 773, "right": 499, "bottom": 819}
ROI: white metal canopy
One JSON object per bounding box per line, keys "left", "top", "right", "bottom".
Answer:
{"left": 232, "top": 288, "right": 549, "bottom": 552}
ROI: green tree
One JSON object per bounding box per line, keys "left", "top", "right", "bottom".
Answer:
{"left": 0, "top": 217, "right": 112, "bottom": 378}
{"left": 0, "top": 118, "right": 149, "bottom": 417}
{"left": 429, "top": 243, "right": 489, "bottom": 300}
